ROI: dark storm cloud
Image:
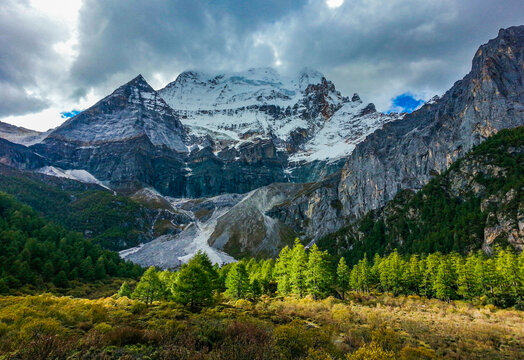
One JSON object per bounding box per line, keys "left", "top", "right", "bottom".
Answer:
{"left": 267, "top": 0, "right": 524, "bottom": 108}
{"left": 0, "top": 0, "right": 68, "bottom": 116}
{"left": 2, "top": 0, "right": 524, "bottom": 121}
{"left": 69, "top": 0, "right": 308, "bottom": 97}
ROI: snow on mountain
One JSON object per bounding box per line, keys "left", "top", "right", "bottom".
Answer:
{"left": 290, "top": 99, "right": 401, "bottom": 163}
{"left": 37, "top": 165, "right": 111, "bottom": 189}
{"left": 159, "top": 67, "right": 346, "bottom": 145}
{"left": 159, "top": 67, "right": 397, "bottom": 162}
{"left": 45, "top": 75, "right": 188, "bottom": 152}
{"left": 0, "top": 121, "right": 48, "bottom": 146}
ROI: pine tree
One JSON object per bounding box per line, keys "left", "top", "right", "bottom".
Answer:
{"left": 305, "top": 244, "right": 333, "bottom": 299}
{"left": 225, "top": 262, "right": 249, "bottom": 299}
{"left": 403, "top": 255, "right": 422, "bottom": 294}
{"left": 421, "top": 253, "right": 440, "bottom": 298}
{"left": 53, "top": 270, "right": 69, "bottom": 288}
{"left": 172, "top": 259, "right": 213, "bottom": 311}
{"left": 117, "top": 281, "right": 132, "bottom": 298}
{"left": 132, "top": 266, "right": 166, "bottom": 305}
{"left": 351, "top": 256, "right": 372, "bottom": 292}
{"left": 274, "top": 246, "right": 292, "bottom": 296}
{"left": 336, "top": 257, "right": 350, "bottom": 299}
{"left": 94, "top": 257, "right": 107, "bottom": 280}
{"left": 289, "top": 239, "right": 308, "bottom": 297}
{"left": 493, "top": 248, "right": 519, "bottom": 307}
{"left": 259, "top": 259, "right": 275, "bottom": 295}
{"left": 433, "top": 257, "right": 456, "bottom": 302}
{"left": 190, "top": 251, "right": 219, "bottom": 288}
{"left": 456, "top": 253, "right": 478, "bottom": 300}
{"left": 379, "top": 250, "right": 404, "bottom": 295}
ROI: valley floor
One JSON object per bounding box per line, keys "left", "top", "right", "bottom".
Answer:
{"left": 0, "top": 293, "right": 523, "bottom": 359}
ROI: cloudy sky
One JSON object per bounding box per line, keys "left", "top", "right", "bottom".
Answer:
{"left": 2, "top": 0, "right": 524, "bottom": 131}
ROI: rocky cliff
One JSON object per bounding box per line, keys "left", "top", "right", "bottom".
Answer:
{"left": 270, "top": 25, "right": 524, "bottom": 244}
{"left": 337, "top": 26, "right": 524, "bottom": 220}
{"left": 317, "top": 126, "right": 524, "bottom": 263}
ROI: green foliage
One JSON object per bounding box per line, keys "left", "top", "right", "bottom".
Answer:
{"left": 289, "top": 238, "right": 308, "bottom": 297}
{"left": 0, "top": 192, "right": 142, "bottom": 293}
{"left": 117, "top": 281, "right": 132, "bottom": 298}
{"left": 336, "top": 257, "right": 351, "bottom": 299}
{"left": 225, "top": 262, "right": 250, "bottom": 299}
{"left": 131, "top": 267, "right": 166, "bottom": 304}
{"left": 0, "top": 171, "right": 155, "bottom": 251}
{"left": 171, "top": 252, "right": 215, "bottom": 311}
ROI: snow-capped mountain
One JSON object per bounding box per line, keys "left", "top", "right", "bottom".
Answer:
{"left": 10, "top": 67, "right": 394, "bottom": 197}
{"left": 159, "top": 67, "right": 396, "bottom": 162}
{"left": 45, "top": 75, "right": 188, "bottom": 152}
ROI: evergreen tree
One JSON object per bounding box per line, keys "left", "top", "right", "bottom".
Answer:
{"left": 172, "top": 259, "right": 213, "bottom": 311}
{"left": 493, "top": 248, "right": 519, "bottom": 307}
{"left": 132, "top": 266, "right": 166, "bottom": 305}
{"left": 225, "top": 262, "right": 249, "bottom": 299}
{"left": 350, "top": 256, "right": 372, "bottom": 292}
{"left": 433, "top": 257, "right": 456, "bottom": 301}
{"left": 421, "top": 253, "right": 440, "bottom": 298}
{"left": 403, "top": 255, "right": 422, "bottom": 294}
{"left": 336, "top": 257, "right": 350, "bottom": 299}
{"left": 274, "top": 246, "right": 292, "bottom": 296}
{"left": 305, "top": 244, "right": 333, "bottom": 299}
{"left": 379, "top": 250, "right": 404, "bottom": 294}
{"left": 259, "top": 259, "right": 275, "bottom": 295}
{"left": 289, "top": 239, "right": 308, "bottom": 297}
{"left": 190, "top": 251, "right": 219, "bottom": 288}
{"left": 117, "top": 281, "right": 132, "bottom": 298}
{"left": 456, "top": 253, "right": 478, "bottom": 300}
{"left": 94, "top": 257, "right": 107, "bottom": 280}
{"left": 53, "top": 270, "right": 69, "bottom": 288}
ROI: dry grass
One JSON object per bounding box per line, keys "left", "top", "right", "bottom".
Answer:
{"left": 0, "top": 293, "right": 522, "bottom": 359}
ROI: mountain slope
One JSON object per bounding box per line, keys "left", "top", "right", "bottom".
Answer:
{"left": 45, "top": 75, "right": 187, "bottom": 151}
{"left": 0, "top": 192, "right": 142, "bottom": 292}
{"left": 268, "top": 25, "right": 524, "bottom": 243}
{"left": 17, "top": 68, "right": 395, "bottom": 197}
{"left": 337, "top": 25, "right": 524, "bottom": 220}
{"left": 0, "top": 121, "right": 46, "bottom": 146}
{"left": 31, "top": 75, "right": 190, "bottom": 193}
{"left": 0, "top": 165, "right": 192, "bottom": 250}
{"left": 317, "top": 126, "right": 524, "bottom": 264}
{"left": 159, "top": 67, "right": 397, "bottom": 164}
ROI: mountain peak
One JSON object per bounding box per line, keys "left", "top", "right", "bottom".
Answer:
{"left": 121, "top": 74, "right": 155, "bottom": 93}
{"left": 43, "top": 75, "right": 187, "bottom": 151}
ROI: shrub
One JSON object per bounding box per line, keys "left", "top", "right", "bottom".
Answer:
{"left": 400, "top": 346, "right": 437, "bottom": 360}
{"left": 345, "top": 342, "right": 396, "bottom": 360}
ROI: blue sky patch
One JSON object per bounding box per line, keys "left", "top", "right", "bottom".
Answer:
{"left": 60, "top": 110, "right": 81, "bottom": 119}
{"left": 387, "top": 93, "right": 424, "bottom": 113}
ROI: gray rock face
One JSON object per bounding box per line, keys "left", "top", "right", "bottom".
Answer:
{"left": 336, "top": 26, "right": 524, "bottom": 220}
{"left": 0, "top": 121, "right": 46, "bottom": 146}
{"left": 208, "top": 183, "right": 306, "bottom": 258}
{"left": 0, "top": 138, "right": 46, "bottom": 170}
{"left": 22, "top": 68, "right": 392, "bottom": 197}
{"left": 265, "top": 26, "right": 524, "bottom": 245}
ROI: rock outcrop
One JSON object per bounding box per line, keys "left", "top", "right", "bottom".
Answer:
{"left": 337, "top": 26, "right": 524, "bottom": 220}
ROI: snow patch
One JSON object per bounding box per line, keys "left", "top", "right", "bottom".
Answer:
{"left": 37, "top": 166, "right": 111, "bottom": 190}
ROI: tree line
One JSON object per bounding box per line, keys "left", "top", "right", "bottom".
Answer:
{"left": 125, "top": 239, "right": 524, "bottom": 311}
{"left": 0, "top": 192, "right": 143, "bottom": 293}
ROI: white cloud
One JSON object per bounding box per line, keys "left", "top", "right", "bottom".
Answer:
{"left": 326, "top": 0, "right": 344, "bottom": 9}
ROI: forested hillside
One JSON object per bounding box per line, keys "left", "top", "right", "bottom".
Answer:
{"left": 0, "top": 166, "right": 181, "bottom": 250}
{"left": 318, "top": 126, "right": 524, "bottom": 264}
{"left": 0, "top": 192, "right": 142, "bottom": 294}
